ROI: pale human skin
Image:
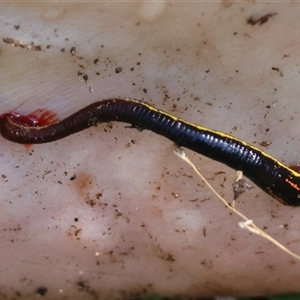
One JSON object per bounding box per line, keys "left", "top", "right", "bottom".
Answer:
{"left": 1, "top": 2, "right": 300, "bottom": 299}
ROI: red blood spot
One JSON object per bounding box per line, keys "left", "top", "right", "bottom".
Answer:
{"left": 0, "top": 109, "right": 59, "bottom": 148}
{"left": 0, "top": 109, "right": 58, "bottom": 126}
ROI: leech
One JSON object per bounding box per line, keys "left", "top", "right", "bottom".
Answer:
{"left": 1, "top": 97, "right": 299, "bottom": 206}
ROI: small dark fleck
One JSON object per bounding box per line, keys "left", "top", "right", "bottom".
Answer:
{"left": 34, "top": 44, "right": 42, "bottom": 51}
{"left": 3, "top": 37, "right": 15, "bottom": 44}
{"left": 233, "top": 32, "right": 237, "bottom": 35}
{"left": 142, "top": 88, "right": 147, "bottom": 93}
{"left": 215, "top": 170, "right": 226, "bottom": 175}
{"left": 115, "top": 209, "right": 122, "bottom": 217}
{"left": 36, "top": 287, "right": 48, "bottom": 296}
{"left": 61, "top": 48, "right": 65, "bottom": 52}
{"left": 86, "top": 199, "right": 96, "bottom": 207}
{"left": 77, "top": 281, "right": 87, "bottom": 288}
{"left": 2, "top": 174, "right": 6, "bottom": 178}
{"left": 115, "top": 67, "right": 122, "bottom": 73}
{"left": 95, "top": 72, "right": 100, "bottom": 76}
{"left": 46, "top": 44, "right": 51, "bottom": 49}
{"left": 166, "top": 253, "right": 175, "bottom": 262}
{"left": 136, "top": 62, "right": 141, "bottom": 65}
{"left": 74, "top": 217, "right": 79, "bottom": 222}
{"left": 94, "top": 58, "right": 99, "bottom": 65}
{"left": 83, "top": 74, "right": 88, "bottom": 82}
{"left": 70, "top": 174, "right": 76, "bottom": 181}
{"left": 205, "top": 69, "right": 210, "bottom": 73}
{"left": 266, "top": 105, "right": 271, "bottom": 109}
{"left": 247, "top": 13, "right": 277, "bottom": 26}
{"left": 70, "top": 46, "right": 76, "bottom": 55}
{"left": 130, "top": 67, "right": 134, "bottom": 71}
{"left": 95, "top": 193, "right": 103, "bottom": 199}
{"left": 272, "top": 67, "right": 283, "bottom": 76}
{"left": 74, "top": 229, "right": 82, "bottom": 236}
{"left": 203, "top": 226, "right": 207, "bottom": 237}
{"left": 14, "top": 24, "right": 20, "bottom": 30}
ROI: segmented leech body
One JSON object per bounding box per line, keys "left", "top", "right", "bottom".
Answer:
{"left": 1, "top": 97, "right": 299, "bottom": 206}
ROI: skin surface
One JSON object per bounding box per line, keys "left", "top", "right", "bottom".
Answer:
{"left": 1, "top": 2, "right": 300, "bottom": 299}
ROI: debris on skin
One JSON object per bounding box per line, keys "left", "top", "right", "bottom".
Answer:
{"left": 3, "top": 37, "right": 42, "bottom": 51}
{"left": 70, "top": 174, "right": 76, "bottom": 181}
{"left": 247, "top": 13, "right": 277, "bottom": 26}
{"left": 3, "top": 34, "right": 125, "bottom": 92}
{"left": 271, "top": 66, "right": 283, "bottom": 77}
{"left": 76, "top": 280, "right": 98, "bottom": 299}
{"left": 70, "top": 46, "right": 76, "bottom": 55}
{"left": 115, "top": 66, "right": 122, "bottom": 73}
{"left": 83, "top": 73, "right": 88, "bottom": 83}
{"left": 202, "top": 226, "right": 207, "bottom": 237}
{"left": 260, "top": 141, "right": 271, "bottom": 148}
{"left": 232, "top": 177, "right": 254, "bottom": 200}
{"left": 67, "top": 225, "right": 82, "bottom": 239}
{"left": 36, "top": 287, "right": 48, "bottom": 296}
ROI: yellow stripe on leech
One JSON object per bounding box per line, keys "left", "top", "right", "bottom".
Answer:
{"left": 128, "top": 97, "right": 300, "bottom": 179}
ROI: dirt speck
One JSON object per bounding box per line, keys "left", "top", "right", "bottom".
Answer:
{"left": 247, "top": 13, "right": 277, "bottom": 26}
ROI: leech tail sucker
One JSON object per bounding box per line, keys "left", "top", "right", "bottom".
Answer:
{"left": 1, "top": 97, "right": 300, "bottom": 206}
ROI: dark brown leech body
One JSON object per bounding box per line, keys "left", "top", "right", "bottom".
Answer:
{"left": 1, "top": 98, "right": 300, "bottom": 206}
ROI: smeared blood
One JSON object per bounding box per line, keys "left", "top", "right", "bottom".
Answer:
{"left": 0, "top": 109, "right": 58, "bottom": 126}
{"left": 0, "top": 109, "right": 59, "bottom": 148}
